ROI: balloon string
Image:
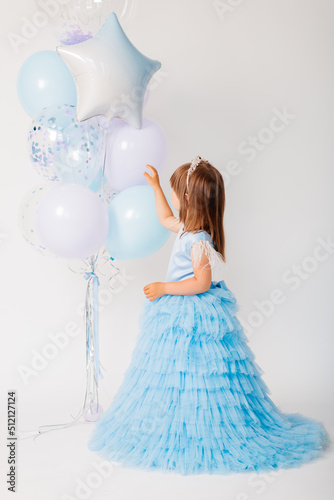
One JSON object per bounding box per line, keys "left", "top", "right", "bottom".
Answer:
{"left": 16, "top": 406, "right": 89, "bottom": 442}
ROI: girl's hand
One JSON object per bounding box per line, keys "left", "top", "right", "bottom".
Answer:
{"left": 143, "top": 282, "right": 166, "bottom": 301}
{"left": 143, "top": 164, "right": 160, "bottom": 190}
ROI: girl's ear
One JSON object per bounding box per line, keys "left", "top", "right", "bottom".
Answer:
{"left": 185, "top": 193, "right": 189, "bottom": 204}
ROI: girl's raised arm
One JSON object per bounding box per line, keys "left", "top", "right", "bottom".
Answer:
{"left": 143, "top": 164, "right": 182, "bottom": 233}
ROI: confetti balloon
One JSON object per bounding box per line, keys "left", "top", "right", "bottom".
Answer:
{"left": 43, "top": 0, "right": 135, "bottom": 45}
{"left": 28, "top": 104, "right": 104, "bottom": 185}
{"left": 18, "top": 183, "right": 58, "bottom": 258}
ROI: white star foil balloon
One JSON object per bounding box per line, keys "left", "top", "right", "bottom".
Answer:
{"left": 57, "top": 12, "right": 161, "bottom": 128}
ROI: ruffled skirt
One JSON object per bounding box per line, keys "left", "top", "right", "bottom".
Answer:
{"left": 87, "top": 280, "right": 330, "bottom": 475}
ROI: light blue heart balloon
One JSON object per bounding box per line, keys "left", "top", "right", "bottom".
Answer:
{"left": 106, "top": 186, "right": 170, "bottom": 260}
{"left": 17, "top": 50, "right": 77, "bottom": 118}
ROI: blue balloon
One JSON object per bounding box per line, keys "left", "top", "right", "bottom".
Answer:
{"left": 17, "top": 50, "right": 77, "bottom": 118}
{"left": 106, "top": 186, "right": 170, "bottom": 260}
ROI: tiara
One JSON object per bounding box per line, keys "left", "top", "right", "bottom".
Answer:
{"left": 186, "top": 155, "right": 208, "bottom": 189}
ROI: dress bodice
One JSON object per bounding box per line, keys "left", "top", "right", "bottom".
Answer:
{"left": 165, "top": 226, "right": 216, "bottom": 282}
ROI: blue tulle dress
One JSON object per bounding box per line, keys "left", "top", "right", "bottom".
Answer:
{"left": 88, "top": 226, "right": 330, "bottom": 475}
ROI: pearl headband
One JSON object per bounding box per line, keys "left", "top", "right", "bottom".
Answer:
{"left": 186, "top": 155, "right": 208, "bottom": 190}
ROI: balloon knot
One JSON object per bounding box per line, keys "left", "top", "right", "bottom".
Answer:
{"left": 84, "top": 271, "right": 100, "bottom": 285}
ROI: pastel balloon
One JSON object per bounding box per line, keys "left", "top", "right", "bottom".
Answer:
{"left": 28, "top": 104, "right": 104, "bottom": 185}
{"left": 35, "top": 184, "right": 109, "bottom": 259}
{"left": 18, "top": 183, "right": 58, "bottom": 258}
{"left": 17, "top": 50, "right": 77, "bottom": 118}
{"left": 57, "top": 13, "right": 161, "bottom": 127}
{"left": 106, "top": 185, "right": 170, "bottom": 260}
{"left": 104, "top": 117, "right": 169, "bottom": 192}
{"left": 45, "top": 0, "right": 135, "bottom": 45}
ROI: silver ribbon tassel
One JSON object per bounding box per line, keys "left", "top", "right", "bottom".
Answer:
{"left": 82, "top": 257, "right": 104, "bottom": 422}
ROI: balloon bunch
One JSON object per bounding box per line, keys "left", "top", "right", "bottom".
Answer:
{"left": 16, "top": 9, "right": 170, "bottom": 427}
{"left": 18, "top": 12, "right": 170, "bottom": 261}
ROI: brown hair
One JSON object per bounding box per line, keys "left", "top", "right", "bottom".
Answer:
{"left": 170, "top": 159, "right": 226, "bottom": 262}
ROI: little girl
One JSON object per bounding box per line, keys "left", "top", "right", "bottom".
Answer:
{"left": 88, "top": 156, "right": 330, "bottom": 475}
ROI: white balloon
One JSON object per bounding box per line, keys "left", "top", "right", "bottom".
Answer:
{"left": 57, "top": 12, "right": 161, "bottom": 128}
{"left": 104, "top": 117, "right": 169, "bottom": 192}
{"left": 35, "top": 184, "right": 109, "bottom": 259}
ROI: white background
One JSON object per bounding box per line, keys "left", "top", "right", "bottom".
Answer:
{"left": 0, "top": 0, "right": 333, "bottom": 499}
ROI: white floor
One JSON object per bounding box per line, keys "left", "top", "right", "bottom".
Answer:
{"left": 5, "top": 422, "right": 333, "bottom": 500}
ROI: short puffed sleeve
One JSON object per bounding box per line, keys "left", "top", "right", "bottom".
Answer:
{"left": 185, "top": 231, "right": 224, "bottom": 270}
